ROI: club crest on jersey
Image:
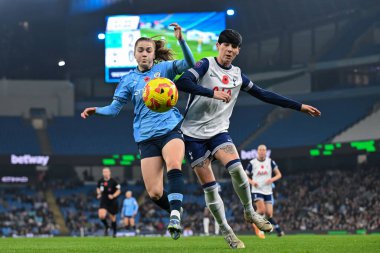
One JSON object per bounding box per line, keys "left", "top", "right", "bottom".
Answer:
{"left": 222, "top": 75, "right": 229, "bottom": 85}
{"left": 154, "top": 72, "right": 160, "bottom": 78}
{"left": 144, "top": 76, "right": 150, "bottom": 82}
{"left": 232, "top": 77, "right": 237, "bottom": 86}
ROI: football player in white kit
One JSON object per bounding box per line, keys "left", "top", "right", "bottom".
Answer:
{"left": 175, "top": 29, "right": 321, "bottom": 249}
{"left": 246, "top": 145, "right": 284, "bottom": 238}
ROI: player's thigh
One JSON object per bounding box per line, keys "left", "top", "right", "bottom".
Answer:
{"left": 141, "top": 156, "right": 164, "bottom": 199}
{"left": 124, "top": 217, "right": 130, "bottom": 225}
{"left": 265, "top": 203, "right": 273, "bottom": 217}
{"left": 193, "top": 159, "right": 216, "bottom": 185}
{"left": 109, "top": 214, "right": 116, "bottom": 222}
{"left": 213, "top": 143, "right": 240, "bottom": 166}
{"left": 162, "top": 138, "right": 185, "bottom": 170}
{"left": 255, "top": 199, "right": 266, "bottom": 214}
{"left": 130, "top": 217, "right": 135, "bottom": 225}
{"left": 98, "top": 208, "right": 107, "bottom": 218}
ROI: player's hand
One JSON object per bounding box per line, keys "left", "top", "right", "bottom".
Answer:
{"left": 96, "top": 194, "right": 101, "bottom": 199}
{"left": 213, "top": 91, "right": 231, "bottom": 103}
{"left": 301, "top": 104, "right": 321, "bottom": 117}
{"left": 251, "top": 181, "right": 259, "bottom": 187}
{"left": 81, "top": 107, "right": 96, "bottom": 119}
{"left": 108, "top": 194, "right": 114, "bottom": 200}
{"left": 265, "top": 179, "right": 273, "bottom": 185}
{"left": 170, "top": 23, "right": 183, "bottom": 40}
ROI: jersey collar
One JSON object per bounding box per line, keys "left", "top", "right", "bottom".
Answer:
{"left": 214, "top": 57, "right": 232, "bottom": 70}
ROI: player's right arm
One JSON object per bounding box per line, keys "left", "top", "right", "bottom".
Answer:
{"left": 96, "top": 180, "right": 101, "bottom": 199}
{"left": 81, "top": 76, "right": 130, "bottom": 119}
{"left": 175, "top": 58, "right": 231, "bottom": 102}
{"left": 245, "top": 162, "right": 259, "bottom": 187}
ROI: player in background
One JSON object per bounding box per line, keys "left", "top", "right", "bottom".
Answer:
{"left": 246, "top": 145, "right": 284, "bottom": 239}
{"left": 97, "top": 167, "right": 121, "bottom": 237}
{"left": 175, "top": 29, "right": 321, "bottom": 248}
{"left": 81, "top": 23, "right": 230, "bottom": 240}
{"left": 121, "top": 190, "right": 139, "bottom": 232}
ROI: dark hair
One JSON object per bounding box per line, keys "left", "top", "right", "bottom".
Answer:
{"left": 134, "top": 37, "right": 174, "bottom": 63}
{"left": 218, "top": 29, "right": 242, "bottom": 47}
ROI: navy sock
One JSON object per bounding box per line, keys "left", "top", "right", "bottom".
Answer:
{"left": 152, "top": 190, "right": 171, "bottom": 214}
{"left": 268, "top": 217, "right": 282, "bottom": 233}
{"left": 111, "top": 221, "right": 117, "bottom": 233}
{"left": 167, "top": 169, "right": 184, "bottom": 216}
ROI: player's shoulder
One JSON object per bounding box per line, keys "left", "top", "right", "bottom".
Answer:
{"left": 194, "top": 58, "right": 210, "bottom": 69}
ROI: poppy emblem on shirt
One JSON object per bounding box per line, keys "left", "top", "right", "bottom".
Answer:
{"left": 261, "top": 165, "right": 264, "bottom": 169}
{"left": 104, "top": 182, "right": 108, "bottom": 186}
{"left": 144, "top": 76, "right": 150, "bottom": 82}
{"left": 222, "top": 75, "right": 229, "bottom": 85}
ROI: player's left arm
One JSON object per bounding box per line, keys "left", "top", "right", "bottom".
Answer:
{"left": 241, "top": 74, "right": 321, "bottom": 117}
{"left": 133, "top": 198, "right": 139, "bottom": 216}
{"left": 169, "top": 23, "right": 196, "bottom": 74}
{"left": 266, "top": 160, "right": 282, "bottom": 184}
{"left": 109, "top": 183, "right": 121, "bottom": 199}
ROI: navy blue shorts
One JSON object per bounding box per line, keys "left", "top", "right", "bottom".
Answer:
{"left": 184, "top": 132, "right": 234, "bottom": 167}
{"left": 137, "top": 126, "right": 184, "bottom": 159}
{"left": 252, "top": 193, "right": 274, "bottom": 204}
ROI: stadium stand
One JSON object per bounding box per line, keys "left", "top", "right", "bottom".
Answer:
{"left": 0, "top": 186, "right": 59, "bottom": 237}
{"left": 47, "top": 112, "right": 135, "bottom": 155}
{"left": 248, "top": 94, "right": 379, "bottom": 148}
{"left": 0, "top": 117, "right": 40, "bottom": 154}
{"left": 332, "top": 107, "right": 380, "bottom": 142}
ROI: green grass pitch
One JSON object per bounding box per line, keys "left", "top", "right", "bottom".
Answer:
{"left": 1, "top": 235, "right": 379, "bottom": 253}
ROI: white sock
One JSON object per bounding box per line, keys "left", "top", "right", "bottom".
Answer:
{"left": 170, "top": 210, "right": 181, "bottom": 219}
{"left": 228, "top": 162, "right": 254, "bottom": 212}
{"left": 203, "top": 183, "right": 231, "bottom": 235}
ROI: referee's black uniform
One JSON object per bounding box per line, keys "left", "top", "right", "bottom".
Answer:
{"left": 97, "top": 178, "right": 120, "bottom": 215}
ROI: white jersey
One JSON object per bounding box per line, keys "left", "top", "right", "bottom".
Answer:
{"left": 245, "top": 158, "right": 278, "bottom": 195}
{"left": 181, "top": 57, "right": 244, "bottom": 139}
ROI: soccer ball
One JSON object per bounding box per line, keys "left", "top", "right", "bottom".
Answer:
{"left": 142, "top": 77, "right": 178, "bottom": 113}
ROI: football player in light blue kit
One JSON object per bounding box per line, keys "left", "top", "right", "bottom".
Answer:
{"left": 81, "top": 23, "right": 229, "bottom": 240}
{"left": 121, "top": 191, "right": 139, "bottom": 231}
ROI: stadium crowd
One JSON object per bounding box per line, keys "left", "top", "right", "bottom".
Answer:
{"left": 0, "top": 187, "right": 60, "bottom": 237}
{"left": 0, "top": 166, "right": 378, "bottom": 236}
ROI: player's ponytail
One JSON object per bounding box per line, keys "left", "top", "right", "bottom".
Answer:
{"left": 134, "top": 36, "right": 174, "bottom": 63}
{"left": 153, "top": 38, "right": 174, "bottom": 62}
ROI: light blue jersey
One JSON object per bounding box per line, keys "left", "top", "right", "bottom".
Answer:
{"left": 122, "top": 197, "right": 139, "bottom": 216}
{"left": 95, "top": 40, "right": 195, "bottom": 142}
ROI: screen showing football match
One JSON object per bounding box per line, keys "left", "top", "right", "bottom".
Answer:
{"left": 105, "top": 12, "right": 226, "bottom": 82}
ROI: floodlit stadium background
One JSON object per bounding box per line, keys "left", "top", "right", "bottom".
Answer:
{"left": 0, "top": 0, "right": 379, "bottom": 238}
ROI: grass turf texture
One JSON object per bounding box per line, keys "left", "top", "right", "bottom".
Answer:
{"left": 1, "top": 235, "right": 379, "bottom": 253}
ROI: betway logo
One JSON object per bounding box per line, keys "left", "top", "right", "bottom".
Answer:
{"left": 11, "top": 155, "right": 50, "bottom": 166}
{"left": 240, "top": 149, "right": 271, "bottom": 160}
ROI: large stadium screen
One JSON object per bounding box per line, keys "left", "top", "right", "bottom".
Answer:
{"left": 105, "top": 12, "right": 226, "bottom": 82}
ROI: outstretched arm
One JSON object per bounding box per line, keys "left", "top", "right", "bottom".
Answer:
{"left": 241, "top": 74, "right": 321, "bottom": 116}
{"left": 81, "top": 99, "right": 125, "bottom": 119}
{"left": 170, "top": 23, "right": 196, "bottom": 73}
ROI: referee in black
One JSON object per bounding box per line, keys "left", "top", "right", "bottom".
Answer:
{"left": 97, "top": 167, "right": 121, "bottom": 237}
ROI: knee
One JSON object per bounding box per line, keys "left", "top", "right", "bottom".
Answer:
{"left": 165, "top": 160, "right": 182, "bottom": 170}
{"left": 147, "top": 189, "right": 163, "bottom": 200}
